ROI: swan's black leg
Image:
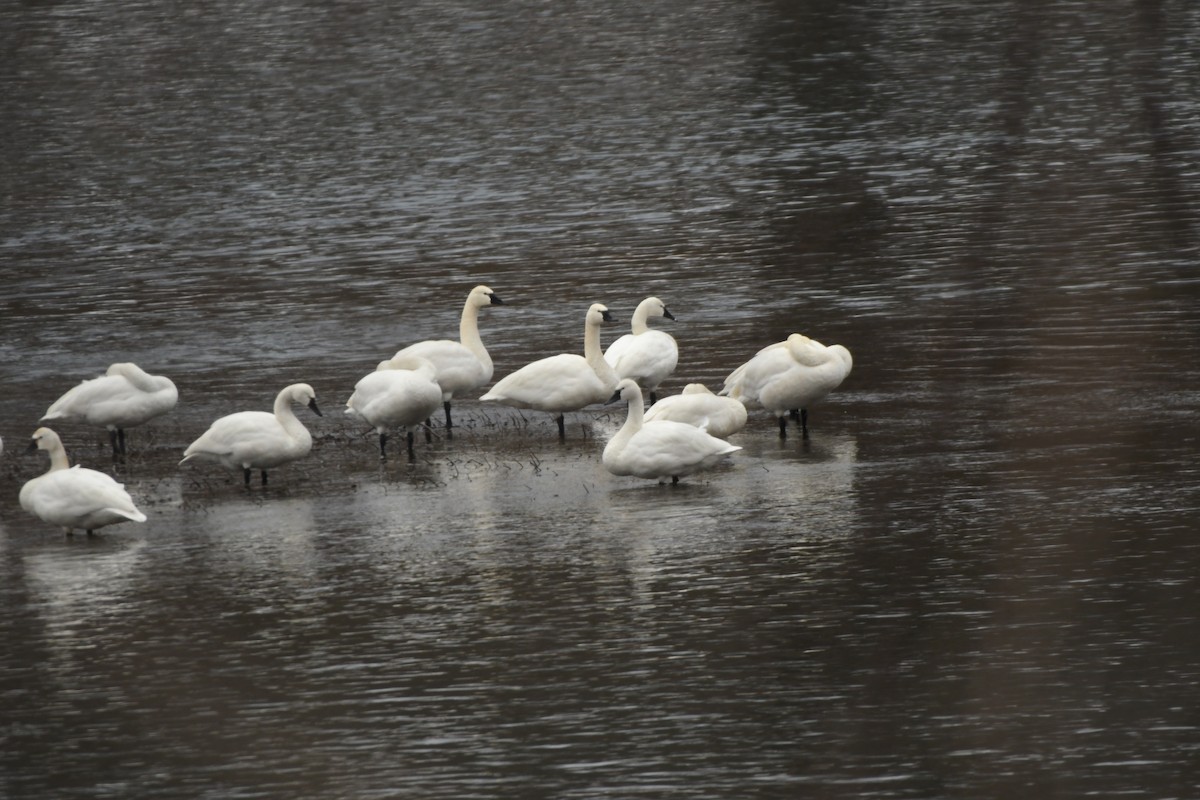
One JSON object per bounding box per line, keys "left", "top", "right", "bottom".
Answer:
{"left": 118, "top": 428, "right": 127, "bottom": 455}
{"left": 243, "top": 467, "right": 252, "bottom": 487}
{"left": 801, "top": 408, "right": 809, "bottom": 438}
{"left": 109, "top": 430, "right": 120, "bottom": 457}
{"left": 261, "top": 470, "right": 269, "bottom": 486}
{"left": 790, "top": 409, "right": 801, "bottom": 422}
{"left": 650, "top": 391, "right": 659, "bottom": 405}
{"left": 407, "top": 430, "right": 416, "bottom": 460}
{"left": 379, "top": 432, "right": 389, "bottom": 460}
{"left": 672, "top": 475, "right": 679, "bottom": 485}
{"left": 556, "top": 414, "right": 566, "bottom": 440}
{"left": 443, "top": 401, "right": 453, "bottom": 433}
{"left": 424, "top": 419, "right": 433, "bottom": 443}
{"left": 778, "top": 415, "right": 788, "bottom": 439}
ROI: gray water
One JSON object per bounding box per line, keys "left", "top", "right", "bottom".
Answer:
{"left": 3, "top": 1, "right": 1200, "bottom": 797}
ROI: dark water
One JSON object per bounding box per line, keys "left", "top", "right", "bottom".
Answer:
{"left": 3, "top": 0, "right": 1200, "bottom": 797}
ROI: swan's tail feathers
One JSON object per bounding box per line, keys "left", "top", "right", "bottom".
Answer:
{"left": 111, "top": 506, "right": 148, "bottom": 523}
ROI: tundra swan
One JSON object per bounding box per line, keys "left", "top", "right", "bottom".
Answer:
{"left": 40, "top": 362, "right": 178, "bottom": 455}
{"left": 392, "top": 285, "right": 504, "bottom": 432}
{"left": 180, "top": 383, "right": 322, "bottom": 487}
{"left": 345, "top": 356, "right": 443, "bottom": 460}
{"left": 20, "top": 427, "right": 147, "bottom": 535}
{"left": 481, "top": 303, "right": 618, "bottom": 439}
{"left": 721, "top": 334, "right": 852, "bottom": 438}
{"left": 603, "top": 379, "right": 741, "bottom": 484}
{"left": 644, "top": 383, "right": 748, "bottom": 439}
{"left": 603, "top": 296, "right": 678, "bottom": 404}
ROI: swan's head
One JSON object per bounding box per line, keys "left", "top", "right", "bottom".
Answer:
{"left": 588, "top": 303, "right": 616, "bottom": 327}
{"left": 380, "top": 355, "right": 439, "bottom": 378}
{"left": 641, "top": 296, "right": 675, "bottom": 321}
{"left": 287, "top": 383, "right": 323, "bottom": 417}
{"left": 470, "top": 285, "right": 504, "bottom": 307}
{"left": 26, "top": 426, "right": 63, "bottom": 454}
{"left": 681, "top": 383, "right": 714, "bottom": 395}
{"left": 607, "top": 378, "right": 644, "bottom": 405}
{"left": 105, "top": 362, "right": 141, "bottom": 377}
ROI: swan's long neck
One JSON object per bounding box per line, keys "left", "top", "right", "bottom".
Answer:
{"left": 273, "top": 394, "right": 308, "bottom": 439}
{"left": 459, "top": 298, "right": 492, "bottom": 372}
{"left": 612, "top": 388, "right": 645, "bottom": 446}
{"left": 585, "top": 317, "right": 617, "bottom": 385}
{"left": 630, "top": 303, "right": 651, "bottom": 335}
{"left": 45, "top": 442, "right": 71, "bottom": 472}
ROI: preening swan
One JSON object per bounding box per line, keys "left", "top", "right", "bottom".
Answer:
{"left": 392, "top": 285, "right": 504, "bottom": 432}
{"left": 20, "top": 427, "right": 147, "bottom": 535}
{"left": 603, "top": 296, "right": 678, "bottom": 404}
{"left": 721, "top": 333, "right": 852, "bottom": 438}
{"left": 345, "top": 356, "right": 443, "bottom": 460}
{"left": 603, "top": 379, "right": 741, "bottom": 484}
{"left": 644, "top": 383, "right": 748, "bottom": 439}
{"left": 481, "top": 303, "right": 618, "bottom": 439}
{"left": 180, "top": 383, "right": 322, "bottom": 487}
{"left": 40, "top": 362, "right": 178, "bottom": 455}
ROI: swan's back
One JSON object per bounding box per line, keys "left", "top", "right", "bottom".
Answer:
{"left": 603, "top": 329, "right": 678, "bottom": 391}
{"left": 182, "top": 410, "right": 312, "bottom": 469}
{"left": 604, "top": 419, "right": 740, "bottom": 480}
{"left": 42, "top": 364, "right": 177, "bottom": 428}
{"left": 393, "top": 339, "right": 488, "bottom": 397}
{"left": 482, "top": 353, "right": 610, "bottom": 412}
{"left": 347, "top": 363, "right": 443, "bottom": 428}
{"left": 645, "top": 384, "right": 748, "bottom": 438}
{"left": 21, "top": 466, "right": 146, "bottom": 530}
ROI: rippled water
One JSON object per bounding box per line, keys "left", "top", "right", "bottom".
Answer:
{"left": 3, "top": 0, "right": 1200, "bottom": 797}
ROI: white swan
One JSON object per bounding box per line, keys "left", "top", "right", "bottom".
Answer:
{"left": 180, "top": 383, "right": 322, "bottom": 487}
{"left": 603, "top": 379, "right": 741, "bottom": 484}
{"left": 392, "top": 285, "right": 504, "bottom": 432}
{"left": 721, "top": 333, "right": 853, "bottom": 438}
{"left": 20, "top": 427, "right": 147, "bottom": 535}
{"left": 644, "top": 383, "right": 748, "bottom": 439}
{"left": 481, "top": 303, "right": 618, "bottom": 439}
{"left": 345, "top": 356, "right": 443, "bottom": 460}
{"left": 603, "top": 296, "right": 678, "bottom": 404}
{"left": 40, "top": 362, "right": 178, "bottom": 455}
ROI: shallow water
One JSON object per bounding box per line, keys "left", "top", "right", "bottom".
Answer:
{"left": 3, "top": 0, "right": 1200, "bottom": 797}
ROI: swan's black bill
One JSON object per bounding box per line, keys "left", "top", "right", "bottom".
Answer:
{"left": 663, "top": 307, "right": 676, "bottom": 321}
{"left": 606, "top": 389, "right": 623, "bottom": 405}
{"left": 601, "top": 310, "right": 616, "bottom": 324}
{"left": 489, "top": 293, "right": 504, "bottom": 305}
{"left": 309, "top": 399, "right": 323, "bottom": 416}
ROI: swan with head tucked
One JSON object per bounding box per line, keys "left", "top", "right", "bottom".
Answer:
{"left": 603, "top": 296, "right": 678, "bottom": 404}
{"left": 345, "top": 356, "right": 443, "bottom": 460}
{"left": 644, "top": 383, "right": 748, "bottom": 439}
{"left": 481, "top": 303, "right": 618, "bottom": 439}
{"left": 40, "top": 362, "right": 178, "bottom": 456}
{"left": 20, "top": 427, "right": 147, "bottom": 535}
{"left": 604, "top": 379, "right": 741, "bottom": 484}
{"left": 392, "top": 285, "right": 504, "bottom": 432}
{"left": 180, "top": 383, "right": 322, "bottom": 487}
{"left": 721, "top": 333, "right": 852, "bottom": 438}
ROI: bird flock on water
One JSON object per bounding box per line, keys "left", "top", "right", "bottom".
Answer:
{"left": 11, "top": 285, "right": 853, "bottom": 536}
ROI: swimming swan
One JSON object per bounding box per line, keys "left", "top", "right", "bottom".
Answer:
{"left": 481, "top": 303, "right": 618, "bottom": 439}
{"left": 721, "top": 333, "right": 852, "bottom": 438}
{"left": 20, "top": 427, "right": 147, "bottom": 535}
{"left": 392, "top": 285, "right": 504, "bottom": 432}
{"left": 603, "top": 296, "right": 678, "bottom": 404}
{"left": 603, "top": 379, "right": 741, "bottom": 484}
{"left": 40, "top": 362, "right": 178, "bottom": 455}
{"left": 345, "top": 356, "right": 443, "bottom": 460}
{"left": 644, "top": 383, "right": 748, "bottom": 439}
{"left": 180, "top": 383, "right": 322, "bottom": 486}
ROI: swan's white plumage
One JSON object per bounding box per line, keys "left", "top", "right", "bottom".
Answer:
{"left": 480, "top": 303, "right": 618, "bottom": 435}
{"left": 603, "top": 296, "right": 678, "bottom": 401}
{"left": 40, "top": 363, "right": 178, "bottom": 450}
{"left": 644, "top": 383, "right": 748, "bottom": 439}
{"left": 345, "top": 356, "right": 443, "bottom": 457}
{"left": 721, "top": 333, "right": 852, "bottom": 434}
{"left": 180, "top": 383, "right": 321, "bottom": 483}
{"left": 20, "top": 427, "right": 146, "bottom": 534}
{"left": 392, "top": 285, "right": 503, "bottom": 427}
{"left": 603, "top": 379, "right": 741, "bottom": 483}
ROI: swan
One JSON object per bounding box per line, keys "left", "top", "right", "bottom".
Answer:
{"left": 481, "top": 303, "right": 618, "bottom": 439}
{"left": 392, "top": 285, "right": 504, "bottom": 432}
{"left": 603, "top": 296, "right": 678, "bottom": 404}
{"left": 644, "top": 383, "right": 748, "bottom": 439}
{"left": 345, "top": 356, "right": 443, "bottom": 460}
{"left": 721, "top": 333, "right": 853, "bottom": 438}
{"left": 603, "top": 379, "right": 741, "bottom": 484}
{"left": 180, "top": 383, "right": 322, "bottom": 487}
{"left": 20, "top": 427, "right": 147, "bottom": 535}
{"left": 40, "top": 362, "right": 178, "bottom": 455}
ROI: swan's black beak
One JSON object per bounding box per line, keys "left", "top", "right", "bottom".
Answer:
{"left": 606, "top": 389, "right": 623, "bottom": 405}
{"left": 309, "top": 398, "right": 324, "bottom": 417}
{"left": 601, "top": 310, "right": 616, "bottom": 324}
{"left": 489, "top": 293, "right": 504, "bottom": 305}
{"left": 663, "top": 307, "right": 676, "bottom": 321}
{"left": 25, "top": 439, "right": 38, "bottom": 455}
